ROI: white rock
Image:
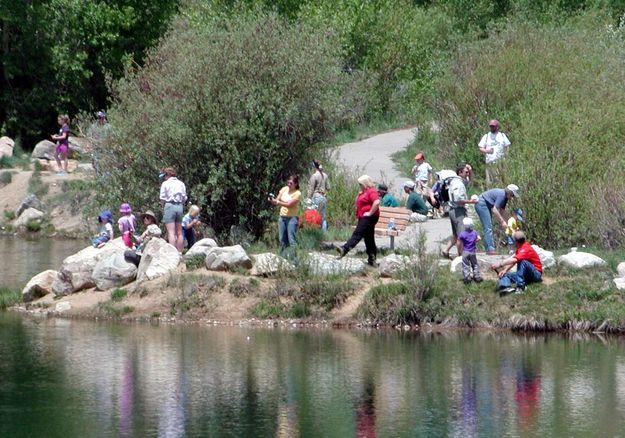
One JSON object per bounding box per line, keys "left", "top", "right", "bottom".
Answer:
{"left": 16, "top": 194, "right": 43, "bottom": 217}
{"left": 532, "top": 245, "right": 556, "bottom": 269}
{"left": 557, "top": 251, "right": 607, "bottom": 270}
{"left": 22, "top": 269, "right": 57, "bottom": 302}
{"left": 55, "top": 301, "right": 71, "bottom": 313}
{"left": 0, "top": 136, "right": 14, "bottom": 159}
{"left": 616, "top": 262, "right": 625, "bottom": 278}
{"left": 205, "top": 245, "right": 252, "bottom": 271}
{"left": 251, "top": 253, "right": 294, "bottom": 276}
{"left": 613, "top": 278, "right": 625, "bottom": 290}
{"left": 92, "top": 251, "right": 137, "bottom": 290}
{"left": 184, "top": 238, "right": 219, "bottom": 260}
{"left": 136, "top": 238, "right": 180, "bottom": 282}
{"left": 449, "top": 253, "right": 507, "bottom": 274}
{"left": 52, "top": 238, "right": 127, "bottom": 295}
{"left": 378, "top": 254, "right": 412, "bottom": 277}
{"left": 14, "top": 208, "right": 45, "bottom": 228}
{"left": 305, "top": 252, "right": 366, "bottom": 276}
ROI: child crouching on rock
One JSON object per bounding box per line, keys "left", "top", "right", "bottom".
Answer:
{"left": 124, "top": 210, "right": 162, "bottom": 266}
{"left": 91, "top": 210, "right": 114, "bottom": 248}
{"left": 458, "top": 217, "right": 482, "bottom": 284}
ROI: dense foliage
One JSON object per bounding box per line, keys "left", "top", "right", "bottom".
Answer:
{"left": 431, "top": 13, "right": 625, "bottom": 247}
{"left": 98, "top": 11, "right": 364, "bottom": 237}
{"left": 0, "top": 0, "right": 178, "bottom": 147}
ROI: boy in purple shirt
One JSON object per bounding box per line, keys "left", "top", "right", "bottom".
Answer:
{"left": 458, "top": 217, "right": 482, "bottom": 284}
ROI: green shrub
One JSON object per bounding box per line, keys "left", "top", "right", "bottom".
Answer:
{"left": 27, "top": 171, "right": 49, "bottom": 198}
{"left": 300, "top": 276, "right": 355, "bottom": 311}
{"left": 432, "top": 13, "right": 625, "bottom": 248}
{"left": 184, "top": 255, "right": 205, "bottom": 271}
{"left": 0, "top": 171, "right": 12, "bottom": 186}
{"left": 0, "top": 287, "right": 21, "bottom": 310}
{"left": 3, "top": 210, "right": 16, "bottom": 221}
{"left": 97, "top": 302, "right": 134, "bottom": 318}
{"left": 111, "top": 288, "right": 128, "bottom": 302}
{"left": 98, "top": 10, "right": 365, "bottom": 240}
{"left": 228, "top": 278, "right": 259, "bottom": 297}
{"left": 357, "top": 282, "right": 414, "bottom": 325}
{"left": 25, "top": 219, "right": 42, "bottom": 232}
{"left": 249, "top": 297, "right": 286, "bottom": 319}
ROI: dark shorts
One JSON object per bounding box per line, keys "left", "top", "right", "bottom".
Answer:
{"left": 449, "top": 207, "right": 467, "bottom": 238}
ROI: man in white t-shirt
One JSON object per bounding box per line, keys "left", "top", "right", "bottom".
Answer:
{"left": 478, "top": 119, "right": 511, "bottom": 183}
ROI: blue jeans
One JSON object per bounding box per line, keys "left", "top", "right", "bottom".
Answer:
{"left": 312, "top": 193, "right": 327, "bottom": 231}
{"left": 475, "top": 199, "right": 494, "bottom": 251}
{"left": 278, "top": 216, "right": 298, "bottom": 257}
{"left": 498, "top": 260, "right": 542, "bottom": 289}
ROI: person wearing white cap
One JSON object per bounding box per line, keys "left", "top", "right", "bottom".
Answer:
{"left": 458, "top": 217, "right": 482, "bottom": 284}
{"left": 403, "top": 180, "right": 428, "bottom": 222}
{"left": 478, "top": 119, "right": 511, "bottom": 183}
{"left": 475, "top": 184, "right": 520, "bottom": 254}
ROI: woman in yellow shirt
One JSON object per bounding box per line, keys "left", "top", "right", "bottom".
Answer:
{"left": 270, "top": 175, "right": 301, "bottom": 258}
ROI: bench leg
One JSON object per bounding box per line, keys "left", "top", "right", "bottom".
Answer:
{"left": 390, "top": 236, "right": 395, "bottom": 251}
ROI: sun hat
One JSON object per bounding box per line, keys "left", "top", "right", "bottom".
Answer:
{"left": 141, "top": 210, "right": 158, "bottom": 223}
{"left": 98, "top": 210, "right": 113, "bottom": 224}
{"left": 96, "top": 110, "right": 107, "bottom": 118}
{"left": 514, "top": 208, "right": 524, "bottom": 222}
{"left": 403, "top": 181, "right": 416, "bottom": 189}
{"left": 414, "top": 152, "right": 425, "bottom": 160}
{"left": 488, "top": 119, "right": 499, "bottom": 127}
{"left": 462, "top": 217, "right": 474, "bottom": 228}
{"left": 506, "top": 184, "right": 520, "bottom": 198}
{"left": 119, "top": 203, "right": 132, "bottom": 214}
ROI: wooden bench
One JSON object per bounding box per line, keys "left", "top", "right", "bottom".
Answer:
{"left": 375, "top": 206, "right": 412, "bottom": 250}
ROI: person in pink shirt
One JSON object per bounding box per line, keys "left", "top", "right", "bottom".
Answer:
{"left": 336, "top": 175, "right": 380, "bottom": 266}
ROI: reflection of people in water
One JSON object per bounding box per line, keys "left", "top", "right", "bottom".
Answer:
{"left": 515, "top": 355, "right": 541, "bottom": 433}
{"left": 356, "top": 377, "right": 377, "bottom": 438}
{"left": 118, "top": 354, "right": 135, "bottom": 437}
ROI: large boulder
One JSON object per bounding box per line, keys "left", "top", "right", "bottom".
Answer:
{"left": 68, "top": 136, "right": 92, "bottom": 155}
{"left": 184, "top": 238, "right": 219, "bottom": 260}
{"left": 0, "top": 136, "right": 14, "bottom": 159}
{"left": 13, "top": 208, "right": 44, "bottom": 228}
{"left": 205, "top": 245, "right": 252, "bottom": 271}
{"left": 22, "top": 269, "right": 57, "bottom": 302}
{"left": 616, "top": 262, "right": 625, "bottom": 278}
{"left": 52, "top": 238, "right": 127, "bottom": 295}
{"left": 136, "top": 238, "right": 180, "bottom": 282}
{"left": 557, "top": 251, "right": 607, "bottom": 270}
{"left": 250, "top": 253, "right": 294, "bottom": 276}
{"left": 378, "top": 254, "right": 412, "bottom": 278}
{"left": 532, "top": 245, "right": 556, "bottom": 269}
{"left": 305, "top": 252, "right": 366, "bottom": 276}
{"left": 32, "top": 140, "right": 56, "bottom": 160}
{"left": 92, "top": 252, "right": 138, "bottom": 290}
{"left": 16, "top": 194, "right": 43, "bottom": 217}
{"left": 613, "top": 278, "right": 625, "bottom": 290}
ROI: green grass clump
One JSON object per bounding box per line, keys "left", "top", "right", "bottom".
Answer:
{"left": 111, "top": 288, "right": 128, "bottom": 302}
{"left": 3, "top": 210, "right": 16, "bottom": 221}
{"left": 25, "top": 219, "right": 42, "bottom": 232}
{"left": 0, "top": 287, "right": 21, "bottom": 310}
{"left": 0, "top": 171, "right": 12, "bottom": 186}
{"left": 228, "top": 278, "right": 259, "bottom": 297}
{"left": 300, "top": 276, "right": 355, "bottom": 311}
{"left": 97, "top": 301, "right": 133, "bottom": 318}
{"left": 27, "top": 170, "right": 49, "bottom": 198}
{"left": 184, "top": 255, "right": 205, "bottom": 271}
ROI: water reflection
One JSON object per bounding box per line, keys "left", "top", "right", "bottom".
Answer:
{"left": 1, "top": 314, "right": 625, "bottom": 437}
{"left": 0, "top": 237, "right": 86, "bottom": 289}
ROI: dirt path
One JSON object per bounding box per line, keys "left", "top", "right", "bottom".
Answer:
{"left": 335, "top": 128, "right": 451, "bottom": 254}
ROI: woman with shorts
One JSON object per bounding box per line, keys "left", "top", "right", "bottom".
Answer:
{"left": 51, "top": 114, "right": 70, "bottom": 175}
{"left": 159, "top": 167, "right": 187, "bottom": 252}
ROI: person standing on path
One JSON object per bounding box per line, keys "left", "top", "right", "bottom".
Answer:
{"left": 441, "top": 164, "right": 478, "bottom": 258}
{"left": 411, "top": 152, "right": 433, "bottom": 198}
{"left": 159, "top": 167, "right": 187, "bottom": 252}
{"left": 492, "top": 231, "right": 542, "bottom": 295}
{"left": 336, "top": 175, "right": 380, "bottom": 266}
{"left": 51, "top": 114, "right": 70, "bottom": 175}
{"left": 271, "top": 175, "right": 301, "bottom": 259}
{"left": 478, "top": 119, "right": 511, "bottom": 183}
{"left": 475, "top": 184, "right": 520, "bottom": 255}
{"left": 308, "top": 159, "right": 329, "bottom": 231}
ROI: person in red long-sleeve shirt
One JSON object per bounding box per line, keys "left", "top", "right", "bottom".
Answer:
{"left": 491, "top": 230, "right": 542, "bottom": 295}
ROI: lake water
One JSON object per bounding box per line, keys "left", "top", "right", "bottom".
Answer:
{"left": 0, "top": 237, "right": 87, "bottom": 290}
{"left": 1, "top": 313, "right": 625, "bottom": 437}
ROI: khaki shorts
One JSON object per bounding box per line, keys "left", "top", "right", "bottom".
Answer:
{"left": 449, "top": 207, "right": 467, "bottom": 238}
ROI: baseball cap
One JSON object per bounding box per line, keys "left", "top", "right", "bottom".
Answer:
{"left": 506, "top": 184, "right": 520, "bottom": 198}
{"left": 403, "top": 181, "right": 416, "bottom": 189}
{"left": 488, "top": 119, "right": 499, "bottom": 127}
{"left": 462, "top": 217, "right": 474, "bottom": 228}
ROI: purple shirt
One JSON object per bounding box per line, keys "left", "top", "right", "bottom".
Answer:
{"left": 118, "top": 215, "right": 136, "bottom": 233}
{"left": 58, "top": 124, "right": 70, "bottom": 147}
{"left": 458, "top": 229, "right": 479, "bottom": 253}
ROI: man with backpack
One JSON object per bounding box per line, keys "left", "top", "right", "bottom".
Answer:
{"left": 440, "top": 164, "right": 478, "bottom": 259}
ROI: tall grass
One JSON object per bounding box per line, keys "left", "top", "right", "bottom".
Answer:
{"left": 0, "top": 287, "right": 22, "bottom": 310}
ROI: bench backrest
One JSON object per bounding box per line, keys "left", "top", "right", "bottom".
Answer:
{"left": 377, "top": 206, "right": 412, "bottom": 231}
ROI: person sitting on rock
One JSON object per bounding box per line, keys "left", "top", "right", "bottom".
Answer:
{"left": 124, "top": 210, "right": 163, "bottom": 266}
{"left": 91, "top": 210, "right": 114, "bottom": 248}
{"left": 377, "top": 184, "right": 399, "bottom": 207}
{"left": 118, "top": 203, "right": 137, "bottom": 249}
{"left": 492, "top": 230, "right": 542, "bottom": 296}
{"left": 403, "top": 181, "right": 428, "bottom": 222}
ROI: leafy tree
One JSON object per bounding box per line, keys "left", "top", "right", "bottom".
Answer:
{"left": 97, "top": 11, "right": 366, "bottom": 238}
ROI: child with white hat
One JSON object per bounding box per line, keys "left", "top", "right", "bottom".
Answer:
{"left": 458, "top": 217, "right": 482, "bottom": 284}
